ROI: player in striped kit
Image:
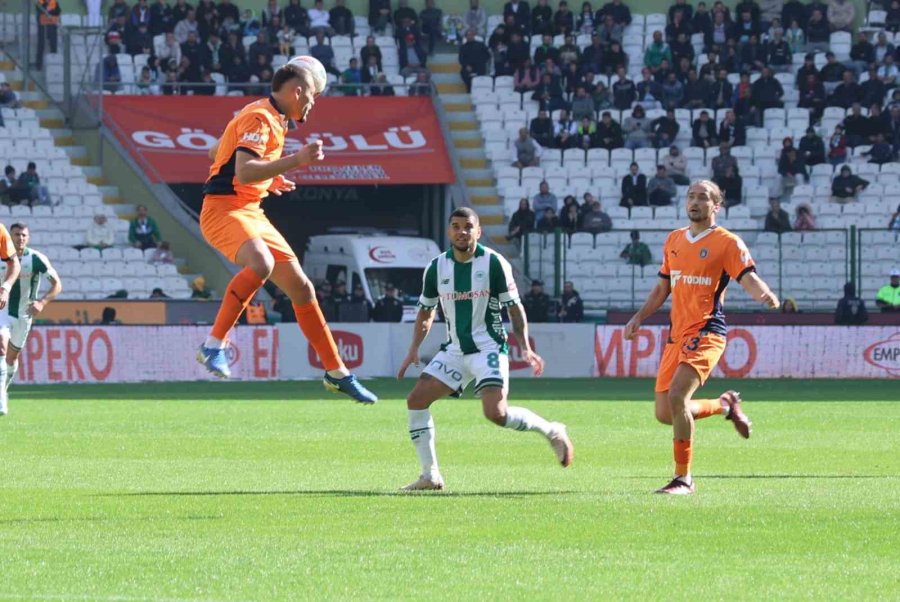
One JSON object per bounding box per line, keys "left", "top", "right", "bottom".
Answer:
{"left": 0, "top": 223, "right": 62, "bottom": 411}
{"left": 397, "top": 208, "right": 574, "bottom": 491}
{"left": 0, "top": 222, "right": 20, "bottom": 414}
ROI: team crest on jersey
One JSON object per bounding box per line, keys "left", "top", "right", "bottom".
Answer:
{"left": 441, "top": 278, "right": 450, "bottom": 284}
{"left": 699, "top": 247, "right": 709, "bottom": 259}
{"left": 474, "top": 270, "right": 485, "bottom": 279}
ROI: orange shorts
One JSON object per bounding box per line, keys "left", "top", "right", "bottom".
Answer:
{"left": 654, "top": 331, "right": 727, "bottom": 392}
{"left": 200, "top": 196, "right": 296, "bottom": 263}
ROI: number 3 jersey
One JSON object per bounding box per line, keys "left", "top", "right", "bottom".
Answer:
{"left": 658, "top": 226, "right": 756, "bottom": 342}
{"left": 0, "top": 248, "right": 57, "bottom": 319}
{"left": 418, "top": 244, "right": 520, "bottom": 355}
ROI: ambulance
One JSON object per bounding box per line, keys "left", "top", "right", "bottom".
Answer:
{"left": 302, "top": 234, "right": 442, "bottom": 321}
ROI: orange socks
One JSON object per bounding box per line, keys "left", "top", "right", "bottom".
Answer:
{"left": 294, "top": 300, "right": 344, "bottom": 372}
{"left": 692, "top": 398, "right": 725, "bottom": 420}
{"left": 674, "top": 439, "right": 693, "bottom": 478}
{"left": 210, "top": 267, "right": 265, "bottom": 340}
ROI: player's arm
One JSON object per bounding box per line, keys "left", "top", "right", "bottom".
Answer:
{"left": 507, "top": 302, "right": 545, "bottom": 377}
{"left": 739, "top": 270, "right": 779, "bottom": 309}
{"left": 0, "top": 254, "right": 20, "bottom": 310}
{"left": 624, "top": 277, "right": 671, "bottom": 340}
{"left": 30, "top": 265, "right": 62, "bottom": 316}
{"left": 397, "top": 306, "right": 436, "bottom": 378}
{"left": 207, "top": 138, "right": 220, "bottom": 161}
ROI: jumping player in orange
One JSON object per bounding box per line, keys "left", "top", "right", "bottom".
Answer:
{"left": 625, "top": 180, "right": 779, "bottom": 494}
{"left": 198, "top": 56, "right": 376, "bottom": 403}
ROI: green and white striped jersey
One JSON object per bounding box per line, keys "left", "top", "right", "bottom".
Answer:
{"left": 0, "top": 248, "right": 58, "bottom": 319}
{"left": 418, "top": 244, "right": 520, "bottom": 355}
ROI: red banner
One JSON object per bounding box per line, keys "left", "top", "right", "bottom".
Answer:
{"left": 103, "top": 96, "right": 455, "bottom": 185}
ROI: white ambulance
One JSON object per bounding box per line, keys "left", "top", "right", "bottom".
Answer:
{"left": 302, "top": 234, "right": 442, "bottom": 321}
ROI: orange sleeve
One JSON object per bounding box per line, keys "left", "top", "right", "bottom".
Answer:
{"left": 0, "top": 225, "right": 13, "bottom": 260}
{"left": 658, "top": 234, "right": 671, "bottom": 279}
{"left": 724, "top": 234, "right": 756, "bottom": 282}
{"left": 234, "top": 111, "right": 272, "bottom": 158}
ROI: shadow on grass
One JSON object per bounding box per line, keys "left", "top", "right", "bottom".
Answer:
{"left": 98, "top": 489, "right": 579, "bottom": 498}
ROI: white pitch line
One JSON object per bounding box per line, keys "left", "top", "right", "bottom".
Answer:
{"left": 0, "top": 594, "right": 250, "bottom": 602}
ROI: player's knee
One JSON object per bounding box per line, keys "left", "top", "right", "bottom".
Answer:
{"left": 667, "top": 391, "right": 688, "bottom": 411}
{"left": 406, "top": 392, "right": 429, "bottom": 410}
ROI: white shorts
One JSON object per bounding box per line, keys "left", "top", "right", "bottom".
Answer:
{"left": 0, "top": 310, "right": 32, "bottom": 350}
{"left": 422, "top": 349, "right": 509, "bottom": 396}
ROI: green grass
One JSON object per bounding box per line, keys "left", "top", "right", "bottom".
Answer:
{"left": 1, "top": 379, "right": 898, "bottom": 601}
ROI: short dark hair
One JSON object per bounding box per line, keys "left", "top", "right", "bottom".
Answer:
{"left": 27, "top": 161, "right": 36, "bottom": 170}
{"left": 449, "top": 207, "right": 479, "bottom": 223}
{"left": 9, "top": 222, "right": 27, "bottom": 231}
{"left": 272, "top": 62, "right": 308, "bottom": 92}
{"left": 4, "top": 165, "right": 13, "bottom": 175}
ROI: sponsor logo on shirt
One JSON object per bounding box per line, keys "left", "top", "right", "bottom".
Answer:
{"left": 441, "top": 290, "right": 490, "bottom": 301}
{"left": 670, "top": 270, "right": 712, "bottom": 288}
{"left": 240, "top": 132, "right": 263, "bottom": 143}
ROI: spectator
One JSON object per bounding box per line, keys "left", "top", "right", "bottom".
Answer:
{"left": 173, "top": 7, "right": 199, "bottom": 44}
{"left": 570, "top": 85, "right": 595, "bottom": 121}
{"left": 711, "top": 142, "right": 738, "bottom": 179}
{"left": 0, "top": 165, "right": 26, "bottom": 205}
{"left": 316, "top": 281, "right": 337, "bottom": 320}
{"left": 592, "top": 81, "right": 613, "bottom": 111}
{"left": 149, "top": 287, "right": 170, "bottom": 299}
{"left": 596, "top": 110, "right": 624, "bottom": 149}
{"left": 784, "top": 18, "right": 805, "bottom": 52}
{"left": 830, "top": 165, "right": 869, "bottom": 203}
{"left": 827, "top": 0, "right": 854, "bottom": 32}
{"left": 307, "top": 0, "right": 333, "bottom": 36}
{"left": 554, "top": 1, "right": 575, "bottom": 34}
{"left": 644, "top": 30, "right": 672, "bottom": 72}
{"left": 714, "top": 164, "right": 743, "bottom": 207}
{"left": 0, "top": 82, "right": 20, "bottom": 109}
{"left": 875, "top": 268, "right": 900, "bottom": 312}
{"left": 85, "top": 213, "right": 116, "bottom": 250}
{"left": 328, "top": 0, "right": 353, "bottom": 35}
{"left": 522, "top": 279, "right": 552, "bottom": 323}
{"left": 888, "top": 0, "right": 900, "bottom": 33}
{"left": 532, "top": 180, "right": 558, "bottom": 215}
{"left": 623, "top": 105, "right": 652, "bottom": 149}
{"left": 620, "top": 230, "right": 652, "bottom": 266}
{"left": 513, "top": 128, "right": 543, "bottom": 168}
{"left": 464, "top": 0, "right": 487, "bottom": 37}
{"left": 16, "top": 161, "right": 50, "bottom": 206}
{"left": 797, "top": 128, "right": 826, "bottom": 166}
{"left": 662, "top": 145, "right": 690, "bottom": 185}
{"left": 148, "top": 240, "right": 175, "bottom": 264}
{"left": 599, "top": 40, "right": 626, "bottom": 75}
{"left": 830, "top": 70, "right": 860, "bottom": 109}
{"left": 575, "top": 116, "right": 598, "bottom": 149}
{"left": 793, "top": 204, "right": 816, "bottom": 231}
{"left": 766, "top": 29, "right": 792, "bottom": 73}
{"left": 98, "top": 53, "right": 122, "bottom": 93}
{"left": 636, "top": 67, "right": 663, "bottom": 108}
{"left": 764, "top": 198, "right": 792, "bottom": 233}
{"left": 100, "top": 307, "right": 122, "bottom": 325}
{"left": 341, "top": 58, "right": 364, "bottom": 95}
{"left": 558, "top": 280, "right": 584, "bottom": 322}
{"left": 577, "top": 2, "right": 597, "bottom": 35}
{"left": 129, "top": 205, "right": 161, "bottom": 250}
{"left": 599, "top": 0, "right": 631, "bottom": 25}
{"left": 309, "top": 30, "right": 340, "bottom": 77}
{"left": 553, "top": 108, "right": 577, "bottom": 148}
{"left": 681, "top": 69, "right": 709, "bottom": 109}
{"left": 832, "top": 282, "right": 868, "bottom": 325}
{"left": 718, "top": 109, "right": 746, "bottom": 147}
{"left": 660, "top": 72, "right": 685, "bottom": 110}
{"left": 750, "top": 66, "right": 784, "bottom": 123}
{"left": 581, "top": 200, "right": 613, "bottom": 233}
{"left": 369, "top": 0, "right": 391, "bottom": 34}
{"left": 651, "top": 109, "right": 680, "bottom": 148}
{"left": 36, "top": 0, "right": 61, "bottom": 70}
{"left": 890, "top": 203, "right": 900, "bottom": 232}
{"left": 560, "top": 202, "right": 581, "bottom": 233}
{"left": 459, "top": 29, "right": 491, "bottom": 93}
{"left": 369, "top": 73, "right": 395, "bottom": 96}
{"left": 157, "top": 32, "right": 182, "bottom": 71}
{"left": 536, "top": 207, "right": 560, "bottom": 232}
{"left": 805, "top": 9, "right": 829, "bottom": 52}
{"left": 368, "top": 283, "right": 402, "bottom": 322}
{"left": 340, "top": 283, "right": 372, "bottom": 322}
{"left": 648, "top": 165, "right": 677, "bottom": 206}
{"left": 778, "top": 147, "right": 808, "bottom": 200}
{"left": 513, "top": 58, "right": 540, "bottom": 93}
{"left": 620, "top": 162, "right": 648, "bottom": 207}
{"left": 612, "top": 67, "right": 637, "bottom": 110}
{"left": 691, "top": 110, "right": 718, "bottom": 148}
{"left": 507, "top": 198, "right": 536, "bottom": 242}
{"left": 740, "top": 34, "right": 766, "bottom": 73}
{"left": 408, "top": 71, "right": 432, "bottom": 96}
{"left": 863, "top": 133, "right": 896, "bottom": 164}
{"left": 413, "top": 0, "right": 441, "bottom": 54}
{"left": 527, "top": 109, "right": 553, "bottom": 148}
{"left": 828, "top": 124, "right": 848, "bottom": 166}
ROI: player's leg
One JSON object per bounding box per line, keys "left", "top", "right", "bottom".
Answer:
{"left": 655, "top": 362, "right": 704, "bottom": 495}
{"left": 473, "top": 352, "right": 574, "bottom": 467}
{"left": 0, "top": 330, "right": 9, "bottom": 416}
{"left": 198, "top": 237, "right": 274, "bottom": 377}
{"left": 4, "top": 345, "right": 18, "bottom": 391}
{"left": 268, "top": 259, "right": 376, "bottom": 404}
{"left": 402, "top": 353, "right": 461, "bottom": 490}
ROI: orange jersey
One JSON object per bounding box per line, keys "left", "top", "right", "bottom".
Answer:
{"left": 659, "top": 225, "right": 755, "bottom": 342}
{"left": 203, "top": 95, "right": 290, "bottom": 203}
{"left": 0, "top": 224, "right": 14, "bottom": 260}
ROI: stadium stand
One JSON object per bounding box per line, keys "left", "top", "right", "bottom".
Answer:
{"left": 462, "top": 2, "right": 899, "bottom": 310}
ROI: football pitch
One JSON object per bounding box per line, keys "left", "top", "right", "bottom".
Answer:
{"left": 0, "top": 378, "right": 897, "bottom": 601}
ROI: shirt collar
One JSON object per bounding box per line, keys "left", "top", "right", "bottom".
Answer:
{"left": 445, "top": 243, "right": 485, "bottom": 263}
{"left": 267, "top": 94, "right": 296, "bottom": 129}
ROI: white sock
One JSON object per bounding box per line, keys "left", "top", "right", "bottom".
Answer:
{"left": 0, "top": 360, "right": 8, "bottom": 413}
{"left": 503, "top": 406, "right": 553, "bottom": 436}
{"left": 408, "top": 409, "right": 439, "bottom": 478}
{"left": 5, "top": 360, "right": 16, "bottom": 391}
{"left": 327, "top": 367, "right": 350, "bottom": 379}
{"left": 204, "top": 336, "right": 226, "bottom": 349}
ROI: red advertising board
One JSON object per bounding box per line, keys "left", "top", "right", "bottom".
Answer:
{"left": 103, "top": 96, "right": 455, "bottom": 185}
